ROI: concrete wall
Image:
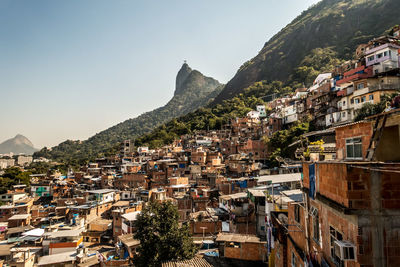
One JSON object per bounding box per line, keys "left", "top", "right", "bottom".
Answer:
{"left": 375, "top": 125, "right": 400, "bottom": 162}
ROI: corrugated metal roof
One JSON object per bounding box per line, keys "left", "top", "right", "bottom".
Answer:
{"left": 37, "top": 251, "right": 76, "bottom": 265}
{"left": 257, "top": 173, "right": 301, "bottom": 184}
{"left": 247, "top": 189, "right": 266, "bottom": 197}
{"left": 118, "top": 234, "right": 140, "bottom": 247}
{"left": 162, "top": 257, "right": 213, "bottom": 267}
{"left": 219, "top": 192, "right": 247, "bottom": 201}
{"left": 215, "top": 233, "right": 265, "bottom": 244}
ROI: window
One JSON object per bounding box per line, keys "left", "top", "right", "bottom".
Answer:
{"left": 354, "top": 98, "right": 360, "bottom": 104}
{"left": 346, "top": 137, "right": 362, "bottom": 159}
{"left": 291, "top": 251, "right": 297, "bottom": 267}
{"left": 330, "top": 226, "right": 345, "bottom": 266}
{"left": 377, "top": 53, "right": 383, "bottom": 59}
{"left": 343, "top": 100, "right": 346, "bottom": 106}
{"left": 357, "top": 83, "right": 364, "bottom": 90}
{"left": 312, "top": 207, "right": 320, "bottom": 242}
{"left": 226, "top": 242, "right": 241, "bottom": 248}
{"left": 367, "top": 55, "right": 374, "bottom": 61}
{"left": 351, "top": 99, "right": 354, "bottom": 104}
{"left": 369, "top": 94, "right": 374, "bottom": 101}
{"left": 294, "top": 204, "right": 300, "bottom": 223}
{"left": 361, "top": 96, "right": 366, "bottom": 103}
{"left": 384, "top": 51, "right": 388, "bottom": 57}
{"left": 334, "top": 241, "right": 356, "bottom": 261}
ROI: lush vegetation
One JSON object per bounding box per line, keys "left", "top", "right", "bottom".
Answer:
{"left": 0, "top": 167, "right": 31, "bottom": 194}
{"left": 266, "top": 121, "right": 310, "bottom": 165}
{"left": 354, "top": 93, "right": 399, "bottom": 121}
{"left": 290, "top": 47, "right": 343, "bottom": 88}
{"left": 135, "top": 80, "right": 290, "bottom": 148}
{"left": 134, "top": 201, "right": 197, "bottom": 266}
{"left": 214, "top": 0, "right": 400, "bottom": 103}
{"left": 34, "top": 64, "right": 222, "bottom": 166}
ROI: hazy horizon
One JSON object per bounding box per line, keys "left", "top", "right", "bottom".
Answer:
{"left": 0, "top": 0, "right": 320, "bottom": 149}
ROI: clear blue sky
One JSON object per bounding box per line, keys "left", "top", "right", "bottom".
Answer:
{"left": 0, "top": 0, "right": 320, "bottom": 148}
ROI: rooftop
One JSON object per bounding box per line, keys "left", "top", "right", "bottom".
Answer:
{"left": 86, "top": 189, "right": 115, "bottom": 194}
{"left": 44, "top": 228, "right": 84, "bottom": 238}
{"left": 162, "top": 257, "right": 213, "bottom": 267}
{"left": 216, "top": 233, "right": 266, "bottom": 243}
{"left": 122, "top": 211, "right": 141, "bottom": 221}
{"left": 257, "top": 173, "right": 301, "bottom": 184}
{"left": 8, "top": 214, "right": 30, "bottom": 220}
{"left": 118, "top": 234, "right": 140, "bottom": 247}
{"left": 37, "top": 251, "right": 76, "bottom": 266}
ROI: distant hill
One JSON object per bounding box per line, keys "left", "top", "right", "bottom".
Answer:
{"left": 34, "top": 63, "right": 223, "bottom": 164}
{"left": 213, "top": 0, "right": 400, "bottom": 103}
{"left": 0, "top": 134, "right": 38, "bottom": 155}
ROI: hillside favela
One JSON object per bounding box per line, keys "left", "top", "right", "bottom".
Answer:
{"left": 1, "top": 0, "right": 400, "bottom": 266}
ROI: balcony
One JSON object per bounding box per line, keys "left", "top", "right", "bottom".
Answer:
{"left": 369, "top": 83, "right": 400, "bottom": 91}
{"left": 366, "top": 55, "right": 393, "bottom": 67}
{"left": 352, "top": 87, "right": 370, "bottom": 97}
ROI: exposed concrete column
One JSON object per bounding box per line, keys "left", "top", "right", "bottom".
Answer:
{"left": 370, "top": 170, "right": 385, "bottom": 267}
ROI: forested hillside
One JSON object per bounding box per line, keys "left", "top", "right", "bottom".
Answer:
{"left": 213, "top": 0, "right": 400, "bottom": 103}
{"left": 34, "top": 63, "right": 222, "bottom": 165}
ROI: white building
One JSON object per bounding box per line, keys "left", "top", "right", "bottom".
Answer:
{"left": 256, "top": 105, "right": 267, "bottom": 117}
{"left": 0, "top": 158, "right": 15, "bottom": 169}
{"left": 42, "top": 228, "right": 84, "bottom": 255}
{"left": 86, "top": 189, "right": 116, "bottom": 204}
{"left": 121, "top": 211, "right": 141, "bottom": 234}
{"left": 282, "top": 104, "right": 298, "bottom": 124}
{"left": 365, "top": 43, "right": 400, "bottom": 75}
{"left": 17, "top": 155, "right": 33, "bottom": 166}
{"left": 247, "top": 110, "right": 260, "bottom": 119}
{"left": 0, "top": 192, "right": 27, "bottom": 204}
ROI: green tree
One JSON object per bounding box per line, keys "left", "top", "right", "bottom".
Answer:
{"left": 134, "top": 201, "right": 197, "bottom": 266}
{"left": 0, "top": 167, "right": 31, "bottom": 194}
{"left": 354, "top": 93, "right": 397, "bottom": 121}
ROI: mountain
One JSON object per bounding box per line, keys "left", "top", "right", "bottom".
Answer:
{"left": 34, "top": 63, "right": 222, "bottom": 164}
{"left": 134, "top": 0, "right": 400, "bottom": 149}
{"left": 213, "top": 0, "right": 400, "bottom": 103}
{"left": 0, "top": 134, "right": 38, "bottom": 155}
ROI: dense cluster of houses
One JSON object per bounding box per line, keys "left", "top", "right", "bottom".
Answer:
{"left": 0, "top": 28, "right": 399, "bottom": 267}
{"left": 265, "top": 26, "right": 400, "bottom": 132}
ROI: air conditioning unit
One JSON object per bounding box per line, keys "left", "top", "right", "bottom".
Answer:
{"left": 334, "top": 240, "right": 357, "bottom": 261}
